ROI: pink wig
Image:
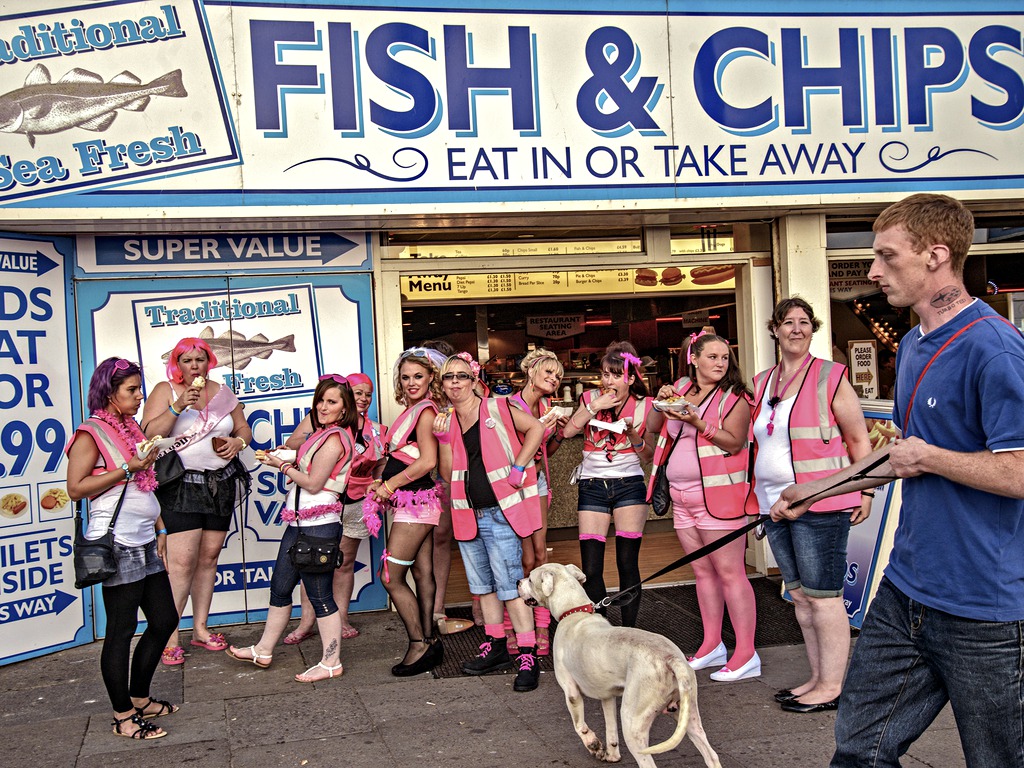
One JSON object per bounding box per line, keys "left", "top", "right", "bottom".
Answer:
{"left": 346, "top": 372, "right": 373, "bottom": 391}
{"left": 166, "top": 337, "right": 219, "bottom": 384}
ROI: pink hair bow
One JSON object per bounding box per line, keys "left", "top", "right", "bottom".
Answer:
{"left": 686, "top": 331, "right": 708, "bottom": 366}
{"left": 455, "top": 351, "right": 481, "bottom": 378}
{"left": 621, "top": 352, "right": 642, "bottom": 369}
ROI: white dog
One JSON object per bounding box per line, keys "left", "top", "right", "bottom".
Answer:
{"left": 519, "top": 563, "right": 721, "bottom": 768}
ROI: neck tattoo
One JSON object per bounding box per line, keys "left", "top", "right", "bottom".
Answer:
{"left": 931, "top": 285, "right": 966, "bottom": 316}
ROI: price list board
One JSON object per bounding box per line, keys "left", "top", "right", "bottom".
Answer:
{"left": 401, "top": 266, "right": 735, "bottom": 302}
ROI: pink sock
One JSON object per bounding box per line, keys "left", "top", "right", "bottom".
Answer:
{"left": 484, "top": 623, "right": 504, "bottom": 639}
{"left": 516, "top": 630, "right": 536, "bottom": 648}
{"left": 503, "top": 608, "right": 513, "bottom": 633}
{"left": 534, "top": 606, "right": 551, "bottom": 628}
{"left": 579, "top": 533, "right": 606, "bottom": 542}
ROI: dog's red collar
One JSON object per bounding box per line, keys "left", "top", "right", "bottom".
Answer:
{"left": 558, "top": 604, "right": 595, "bottom": 621}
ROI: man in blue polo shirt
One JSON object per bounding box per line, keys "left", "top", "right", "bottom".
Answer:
{"left": 771, "top": 193, "right": 1024, "bottom": 767}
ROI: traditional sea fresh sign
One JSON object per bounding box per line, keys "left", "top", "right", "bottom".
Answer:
{"left": 1, "top": 1, "right": 1022, "bottom": 209}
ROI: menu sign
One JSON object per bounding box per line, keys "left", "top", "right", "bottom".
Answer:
{"left": 401, "top": 265, "right": 736, "bottom": 302}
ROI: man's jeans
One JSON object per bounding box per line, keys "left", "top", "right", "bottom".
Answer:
{"left": 831, "top": 577, "right": 1024, "bottom": 768}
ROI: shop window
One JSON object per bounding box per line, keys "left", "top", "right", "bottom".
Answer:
{"left": 386, "top": 227, "right": 643, "bottom": 259}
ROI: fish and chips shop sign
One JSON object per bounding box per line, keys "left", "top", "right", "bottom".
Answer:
{"left": 2, "top": 1, "right": 1024, "bottom": 209}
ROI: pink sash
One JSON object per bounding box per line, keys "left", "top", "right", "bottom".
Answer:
{"left": 157, "top": 384, "right": 239, "bottom": 459}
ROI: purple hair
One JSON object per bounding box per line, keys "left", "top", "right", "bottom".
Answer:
{"left": 165, "top": 337, "right": 218, "bottom": 384}
{"left": 88, "top": 357, "right": 141, "bottom": 413}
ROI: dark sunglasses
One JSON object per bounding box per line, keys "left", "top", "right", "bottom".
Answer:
{"left": 442, "top": 372, "right": 474, "bottom": 382}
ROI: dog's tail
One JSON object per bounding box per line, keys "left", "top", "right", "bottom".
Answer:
{"left": 640, "top": 658, "right": 692, "bottom": 755}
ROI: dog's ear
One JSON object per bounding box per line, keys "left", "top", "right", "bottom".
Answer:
{"left": 539, "top": 569, "right": 555, "bottom": 598}
{"left": 566, "top": 563, "right": 586, "bottom": 584}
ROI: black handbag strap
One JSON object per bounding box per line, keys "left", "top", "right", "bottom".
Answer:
{"left": 76, "top": 478, "right": 130, "bottom": 535}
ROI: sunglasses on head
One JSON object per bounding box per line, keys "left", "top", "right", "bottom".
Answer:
{"left": 319, "top": 374, "right": 349, "bottom": 385}
{"left": 442, "top": 372, "right": 474, "bottom": 382}
{"left": 113, "top": 359, "right": 133, "bottom": 371}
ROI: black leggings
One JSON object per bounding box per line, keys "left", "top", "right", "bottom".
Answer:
{"left": 100, "top": 571, "right": 177, "bottom": 712}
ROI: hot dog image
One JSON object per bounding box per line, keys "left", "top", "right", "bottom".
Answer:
{"left": 689, "top": 265, "right": 736, "bottom": 285}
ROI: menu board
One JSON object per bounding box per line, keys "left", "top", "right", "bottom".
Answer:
{"left": 401, "top": 265, "right": 736, "bottom": 302}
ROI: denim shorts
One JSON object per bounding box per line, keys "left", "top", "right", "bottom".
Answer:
{"left": 577, "top": 475, "right": 648, "bottom": 514}
{"left": 105, "top": 539, "right": 165, "bottom": 587}
{"left": 765, "top": 511, "right": 851, "bottom": 598}
{"left": 456, "top": 505, "right": 525, "bottom": 602}
{"left": 268, "top": 522, "right": 341, "bottom": 617}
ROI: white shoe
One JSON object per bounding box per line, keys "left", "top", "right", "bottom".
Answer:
{"left": 710, "top": 652, "right": 761, "bottom": 682}
{"left": 687, "top": 642, "right": 727, "bottom": 671}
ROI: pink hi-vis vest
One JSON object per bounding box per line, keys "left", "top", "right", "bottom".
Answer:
{"left": 581, "top": 390, "right": 652, "bottom": 460}
{"left": 385, "top": 400, "right": 440, "bottom": 465}
{"left": 346, "top": 418, "right": 384, "bottom": 501}
{"left": 70, "top": 418, "right": 133, "bottom": 489}
{"left": 744, "top": 357, "right": 860, "bottom": 514}
{"left": 647, "top": 378, "right": 751, "bottom": 519}
{"left": 447, "top": 397, "right": 542, "bottom": 541}
{"left": 296, "top": 426, "right": 355, "bottom": 495}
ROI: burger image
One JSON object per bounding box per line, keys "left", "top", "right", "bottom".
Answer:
{"left": 634, "top": 268, "right": 658, "bottom": 286}
{"left": 661, "top": 266, "right": 683, "bottom": 286}
{"left": 689, "top": 265, "right": 736, "bottom": 285}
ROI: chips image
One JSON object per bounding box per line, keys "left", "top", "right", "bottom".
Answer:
{"left": 0, "top": 493, "right": 29, "bottom": 519}
{"left": 40, "top": 488, "right": 71, "bottom": 511}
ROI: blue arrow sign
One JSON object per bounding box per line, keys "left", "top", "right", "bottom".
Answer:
{"left": 94, "top": 233, "right": 359, "bottom": 267}
{"left": 0, "top": 589, "right": 76, "bottom": 624}
{"left": 0, "top": 249, "right": 59, "bottom": 277}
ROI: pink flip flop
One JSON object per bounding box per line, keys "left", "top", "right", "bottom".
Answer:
{"left": 190, "top": 632, "right": 228, "bottom": 651}
{"left": 283, "top": 628, "right": 316, "bottom": 645}
{"left": 161, "top": 646, "right": 185, "bottom": 666}
{"left": 341, "top": 626, "right": 360, "bottom": 640}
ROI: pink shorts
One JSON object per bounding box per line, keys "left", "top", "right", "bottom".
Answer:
{"left": 671, "top": 486, "right": 748, "bottom": 531}
{"left": 391, "top": 485, "right": 443, "bottom": 526}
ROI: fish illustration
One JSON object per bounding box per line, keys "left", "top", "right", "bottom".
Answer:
{"left": 161, "top": 327, "right": 297, "bottom": 371}
{"left": 0, "top": 64, "right": 187, "bottom": 147}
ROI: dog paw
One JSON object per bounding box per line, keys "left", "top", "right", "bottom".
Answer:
{"left": 584, "top": 738, "right": 605, "bottom": 758}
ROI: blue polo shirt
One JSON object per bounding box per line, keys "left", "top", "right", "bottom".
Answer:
{"left": 888, "top": 300, "right": 1024, "bottom": 621}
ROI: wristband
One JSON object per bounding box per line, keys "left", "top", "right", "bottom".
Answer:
{"left": 168, "top": 404, "right": 181, "bottom": 416}
{"left": 279, "top": 463, "right": 293, "bottom": 474}
{"left": 512, "top": 464, "right": 526, "bottom": 472}
{"left": 584, "top": 402, "right": 597, "bottom": 417}
{"left": 551, "top": 432, "right": 564, "bottom": 444}
{"left": 237, "top": 437, "right": 248, "bottom": 450}
{"left": 630, "top": 440, "right": 645, "bottom": 450}
{"left": 156, "top": 528, "right": 168, "bottom": 536}
{"left": 402, "top": 468, "right": 415, "bottom": 484}
{"left": 382, "top": 480, "right": 395, "bottom": 495}
{"left": 861, "top": 490, "right": 875, "bottom": 498}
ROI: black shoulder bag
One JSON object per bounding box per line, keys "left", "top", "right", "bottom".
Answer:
{"left": 72, "top": 482, "right": 129, "bottom": 589}
{"left": 287, "top": 486, "right": 344, "bottom": 573}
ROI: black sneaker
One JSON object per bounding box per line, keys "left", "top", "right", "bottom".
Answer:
{"left": 461, "top": 637, "right": 512, "bottom": 675}
{"left": 513, "top": 647, "right": 539, "bottom": 692}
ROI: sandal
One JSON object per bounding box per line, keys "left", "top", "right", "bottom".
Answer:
{"left": 112, "top": 712, "right": 166, "bottom": 740}
{"left": 295, "top": 661, "right": 344, "bottom": 683}
{"left": 536, "top": 627, "right": 551, "bottom": 657}
{"left": 225, "top": 645, "right": 272, "bottom": 668}
{"left": 283, "top": 628, "right": 316, "bottom": 645}
{"left": 135, "top": 697, "right": 179, "bottom": 719}
{"left": 190, "top": 632, "right": 228, "bottom": 652}
{"left": 161, "top": 646, "right": 185, "bottom": 666}
{"left": 341, "top": 625, "right": 360, "bottom": 640}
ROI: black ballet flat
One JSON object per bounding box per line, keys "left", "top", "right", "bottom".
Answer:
{"left": 774, "top": 688, "right": 798, "bottom": 703}
{"left": 780, "top": 696, "right": 840, "bottom": 713}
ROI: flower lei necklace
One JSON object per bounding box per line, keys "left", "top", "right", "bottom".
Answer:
{"left": 92, "top": 409, "right": 159, "bottom": 491}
